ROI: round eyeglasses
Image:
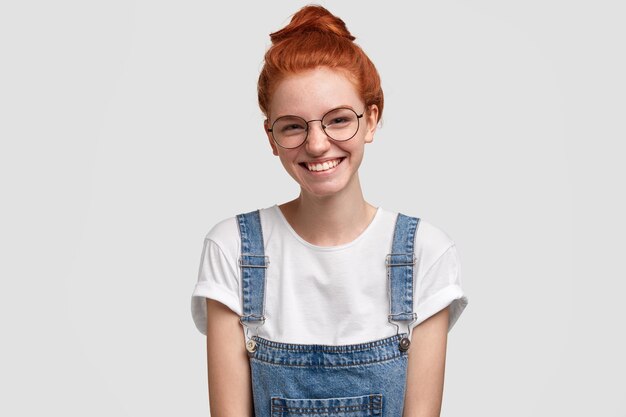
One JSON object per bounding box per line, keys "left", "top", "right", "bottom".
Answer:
{"left": 267, "top": 107, "right": 364, "bottom": 149}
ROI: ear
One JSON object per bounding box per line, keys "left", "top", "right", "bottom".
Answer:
{"left": 363, "top": 104, "right": 379, "bottom": 144}
{"left": 264, "top": 119, "right": 279, "bottom": 156}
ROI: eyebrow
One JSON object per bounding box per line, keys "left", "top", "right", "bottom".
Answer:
{"left": 272, "top": 104, "right": 358, "bottom": 121}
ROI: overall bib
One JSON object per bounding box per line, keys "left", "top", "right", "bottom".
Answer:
{"left": 236, "top": 210, "right": 420, "bottom": 417}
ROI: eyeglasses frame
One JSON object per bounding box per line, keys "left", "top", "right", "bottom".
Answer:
{"left": 267, "top": 107, "right": 365, "bottom": 149}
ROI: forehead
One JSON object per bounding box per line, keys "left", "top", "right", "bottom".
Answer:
{"left": 269, "top": 67, "right": 362, "bottom": 119}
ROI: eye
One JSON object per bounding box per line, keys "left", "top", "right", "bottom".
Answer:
{"left": 327, "top": 117, "right": 349, "bottom": 125}
{"left": 281, "top": 123, "right": 305, "bottom": 133}
{"left": 323, "top": 108, "right": 357, "bottom": 128}
{"left": 283, "top": 124, "right": 303, "bottom": 131}
{"left": 273, "top": 116, "right": 307, "bottom": 136}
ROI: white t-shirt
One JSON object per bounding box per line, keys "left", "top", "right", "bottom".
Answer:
{"left": 191, "top": 205, "right": 468, "bottom": 345}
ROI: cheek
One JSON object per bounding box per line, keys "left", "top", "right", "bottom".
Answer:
{"left": 344, "top": 139, "right": 366, "bottom": 156}
{"left": 276, "top": 150, "right": 299, "bottom": 168}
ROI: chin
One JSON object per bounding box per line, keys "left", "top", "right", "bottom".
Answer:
{"left": 300, "top": 180, "right": 350, "bottom": 198}
{"left": 286, "top": 162, "right": 360, "bottom": 198}
{"left": 306, "top": 189, "right": 342, "bottom": 198}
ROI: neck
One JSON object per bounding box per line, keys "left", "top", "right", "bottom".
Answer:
{"left": 279, "top": 173, "right": 378, "bottom": 247}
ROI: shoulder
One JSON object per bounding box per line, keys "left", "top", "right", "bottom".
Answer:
{"left": 384, "top": 208, "right": 456, "bottom": 268}
{"left": 414, "top": 218, "right": 455, "bottom": 256}
{"left": 414, "top": 218, "right": 456, "bottom": 276}
{"left": 203, "top": 205, "right": 280, "bottom": 258}
{"left": 204, "top": 215, "right": 238, "bottom": 246}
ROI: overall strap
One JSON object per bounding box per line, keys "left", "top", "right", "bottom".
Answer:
{"left": 236, "top": 210, "right": 269, "bottom": 348}
{"left": 386, "top": 213, "right": 420, "bottom": 351}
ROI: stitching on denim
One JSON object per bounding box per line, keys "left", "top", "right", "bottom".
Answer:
{"left": 251, "top": 353, "right": 407, "bottom": 368}
{"left": 252, "top": 333, "right": 405, "bottom": 352}
{"left": 270, "top": 395, "right": 383, "bottom": 415}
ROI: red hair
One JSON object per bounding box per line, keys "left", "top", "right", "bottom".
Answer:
{"left": 257, "top": 5, "right": 384, "bottom": 122}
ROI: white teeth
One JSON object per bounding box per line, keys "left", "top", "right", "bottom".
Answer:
{"left": 306, "top": 158, "right": 342, "bottom": 172}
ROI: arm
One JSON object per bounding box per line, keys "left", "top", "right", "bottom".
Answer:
{"left": 205, "top": 298, "right": 254, "bottom": 417}
{"left": 403, "top": 306, "right": 450, "bottom": 417}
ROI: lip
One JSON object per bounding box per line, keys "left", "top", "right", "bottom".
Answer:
{"left": 299, "top": 157, "right": 346, "bottom": 174}
{"left": 298, "top": 157, "right": 345, "bottom": 165}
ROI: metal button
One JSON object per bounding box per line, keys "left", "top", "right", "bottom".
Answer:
{"left": 399, "top": 337, "right": 411, "bottom": 352}
{"left": 246, "top": 339, "right": 257, "bottom": 353}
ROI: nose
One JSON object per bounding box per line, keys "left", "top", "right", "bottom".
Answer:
{"left": 305, "top": 120, "right": 331, "bottom": 155}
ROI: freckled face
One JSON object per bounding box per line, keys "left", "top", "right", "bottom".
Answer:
{"left": 264, "top": 67, "right": 378, "bottom": 198}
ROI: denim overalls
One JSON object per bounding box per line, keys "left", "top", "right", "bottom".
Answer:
{"left": 236, "top": 210, "right": 420, "bottom": 417}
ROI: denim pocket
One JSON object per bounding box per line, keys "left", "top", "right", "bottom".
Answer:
{"left": 270, "top": 393, "right": 382, "bottom": 416}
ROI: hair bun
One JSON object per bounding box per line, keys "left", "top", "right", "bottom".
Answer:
{"left": 270, "top": 5, "right": 355, "bottom": 43}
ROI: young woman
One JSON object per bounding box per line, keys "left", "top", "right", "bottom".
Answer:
{"left": 191, "top": 5, "right": 468, "bottom": 417}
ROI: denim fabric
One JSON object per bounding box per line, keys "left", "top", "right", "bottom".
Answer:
{"left": 236, "top": 210, "right": 419, "bottom": 417}
{"left": 237, "top": 210, "right": 268, "bottom": 327}
{"left": 387, "top": 214, "right": 420, "bottom": 324}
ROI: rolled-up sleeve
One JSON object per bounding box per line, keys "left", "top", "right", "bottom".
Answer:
{"left": 412, "top": 244, "right": 469, "bottom": 332}
{"left": 191, "top": 238, "right": 241, "bottom": 335}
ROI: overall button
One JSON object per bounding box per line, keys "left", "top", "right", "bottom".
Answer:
{"left": 246, "top": 339, "right": 257, "bottom": 353}
{"left": 399, "top": 337, "right": 410, "bottom": 352}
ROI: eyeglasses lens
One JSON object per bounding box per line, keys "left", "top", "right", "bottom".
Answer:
{"left": 272, "top": 108, "right": 360, "bottom": 148}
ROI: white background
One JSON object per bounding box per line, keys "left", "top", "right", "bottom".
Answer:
{"left": 1, "top": 0, "right": 625, "bottom": 416}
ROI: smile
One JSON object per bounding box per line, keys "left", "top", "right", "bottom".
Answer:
{"left": 300, "top": 158, "right": 345, "bottom": 172}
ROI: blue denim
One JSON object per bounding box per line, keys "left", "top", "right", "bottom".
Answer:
{"left": 236, "top": 210, "right": 420, "bottom": 417}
